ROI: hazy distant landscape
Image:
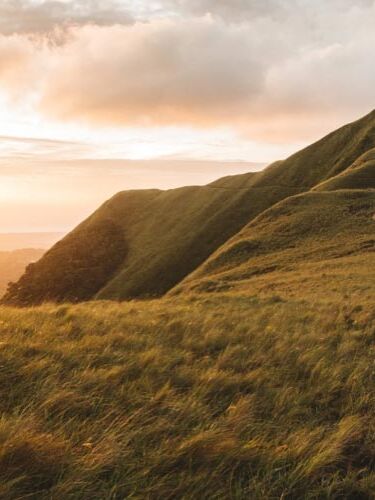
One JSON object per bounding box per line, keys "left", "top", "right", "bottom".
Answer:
{"left": 0, "top": 249, "right": 45, "bottom": 297}
{"left": 0, "top": 233, "right": 63, "bottom": 252}
{"left": 0, "top": 234, "right": 61, "bottom": 298}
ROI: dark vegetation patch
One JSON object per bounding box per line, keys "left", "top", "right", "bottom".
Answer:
{"left": 2, "top": 218, "right": 127, "bottom": 306}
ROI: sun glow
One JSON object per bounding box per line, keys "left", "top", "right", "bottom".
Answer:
{"left": 0, "top": 0, "right": 373, "bottom": 234}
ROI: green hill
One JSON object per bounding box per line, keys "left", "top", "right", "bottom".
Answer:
{"left": 3, "top": 110, "right": 375, "bottom": 306}
{"left": 172, "top": 190, "right": 375, "bottom": 300}
{"left": 313, "top": 148, "right": 375, "bottom": 191}
{"left": 1, "top": 173, "right": 295, "bottom": 305}
{"left": 173, "top": 119, "right": 375, "bottom": 297}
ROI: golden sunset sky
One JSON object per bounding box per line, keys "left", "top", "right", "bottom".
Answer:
{"left": 0, "top": 0, "right": 374, "bottom": 232}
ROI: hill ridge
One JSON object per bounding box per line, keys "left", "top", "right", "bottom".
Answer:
{"left": 3, "top": 109, "right": 375, "bottom": 306}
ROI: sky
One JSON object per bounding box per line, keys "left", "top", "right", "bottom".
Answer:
{"left": 0, "top": 0, "right": 374, "bottom": 232}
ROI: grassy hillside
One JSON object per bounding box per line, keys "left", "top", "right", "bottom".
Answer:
{"left": 173, "top": 190, "right": 375, "bottom": 299}
{"left": 0, "top": 112, "right": 374, "bottom": 497}
{"left": 3, "top": 110, "right": 375, "bottom": 306}
{"left": 252, "top": 109, "right": 375, "bottom": 189}
{"left": 314, "top": 148, "right": 375, "bottom": 191}
{"left": 3, "top": 173, "right": 298, "bottom": 304}
{"left": 0, "top": 290, "right": 373, "bottom": 499}
{"left": 0, "top": 249, "right": 44, "bottom": 297}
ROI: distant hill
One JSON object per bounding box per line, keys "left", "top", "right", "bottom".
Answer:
{"left": 0, "top": 249, "right": 45, "bottom": 297}
{"left": 3, "top": 109, "right": 375, "bottom": 306}
{"left": 0, "top": 233, "right": 64, "bottom": 251}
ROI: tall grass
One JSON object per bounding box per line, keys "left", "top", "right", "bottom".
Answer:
{"left": 0, "top": 292, "right": 373, "bottom": 498}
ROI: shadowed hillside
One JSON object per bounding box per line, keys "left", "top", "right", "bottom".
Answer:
{"left": 3, "top": 219, "right": 126, "bottom": 306}
{"left": 3, "top": 110, "right": 375, "bottom": 306}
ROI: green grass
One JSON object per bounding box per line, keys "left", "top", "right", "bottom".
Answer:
{"left": 173, "top": 189, "right": 375, "bottom": 299}
{"left": 314, "top": 149, "right": 375, "bottom": 191}
{"left": 0, "top": 291, "right": 374, "bottom": 499}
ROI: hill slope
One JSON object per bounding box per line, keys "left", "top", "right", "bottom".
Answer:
{"left": 313, "top": 148, "right": 375, "bottom": 191}
{"left": 172, "top": 190, "right": 375, "bottom": 300}
{"left": 3, "top": 110, "right": 375, "bottom": 305}
{"left": 1, "top": 172, "right": 297, "bottom": 305}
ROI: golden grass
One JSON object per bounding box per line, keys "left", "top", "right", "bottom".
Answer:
{"left": 0, "top": 291, "right": 373, "bottom": 498}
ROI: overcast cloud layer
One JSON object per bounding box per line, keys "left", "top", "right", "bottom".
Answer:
{"left": 0, "top": 0, "right": 133, "bottom": 35}
{"left": 0, "top": 0, "right": 374, "bottom": 140}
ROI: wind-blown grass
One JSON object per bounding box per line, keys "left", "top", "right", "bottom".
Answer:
{"left": 0, "top": 293, "right": 373, "bottom": 498}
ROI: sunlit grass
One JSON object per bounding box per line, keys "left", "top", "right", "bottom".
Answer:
{"left": 0, "top": 292, "right": 373, "bottom": 498}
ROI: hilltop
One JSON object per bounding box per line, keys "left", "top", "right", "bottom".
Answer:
{"left": 2, "top": 109, "right": 375, "bottom": 306}
{"left": 173, "top": 116, "right": 375, "bottom": 297}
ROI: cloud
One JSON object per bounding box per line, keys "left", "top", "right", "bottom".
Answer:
{"left": 0, "top": 135, "right": 93, "bottom": 162}
{"left": 0, "top": 1, "right": 374, "bottom": 141}
{"left": 0, "top": 0, "right": 133, "bottom": 36}
{"left": 0, "top": 34, "right": 40, "bottom": 99}
{"left": 165, "top": 0, "right": 375, "bottom": 22}
{"left": 163, "top": 0, "right": 286, "bottom": 22}
{"left": 38, "top": 20, "right": 266, "bottom": 127}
